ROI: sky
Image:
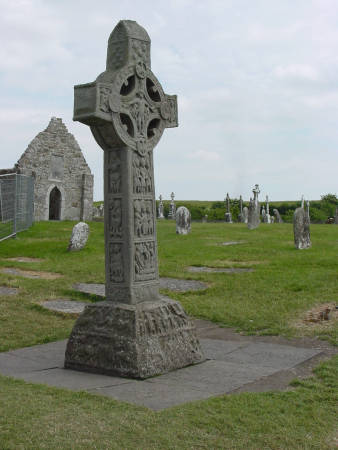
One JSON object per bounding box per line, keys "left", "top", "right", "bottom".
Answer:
{"left": 1, "top": 0, "right": 337, "bottom": 202}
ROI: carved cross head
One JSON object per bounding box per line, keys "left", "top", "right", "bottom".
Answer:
{"left": 73, "top": 20, "right": 178, "bottom": 155}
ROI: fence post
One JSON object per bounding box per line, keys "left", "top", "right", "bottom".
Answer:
{"left": 13, "top": 174, "right": 17, "bottom": 237}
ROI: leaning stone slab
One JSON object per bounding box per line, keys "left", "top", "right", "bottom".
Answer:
{"left": 67, "top": 222, "right": 90, "bottom": 251}
{"left": 65, "top": 298, "right": 203, "bottom": 379}
{"left": 293, "top": 207, "right": 311, "bottom": 249}
{"left": 176, "top": 206, "right": 191, "bottom": 235}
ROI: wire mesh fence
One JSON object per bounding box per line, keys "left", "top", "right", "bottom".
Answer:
{"left": 0, "top": 174, "right": 34, "bottom": 242}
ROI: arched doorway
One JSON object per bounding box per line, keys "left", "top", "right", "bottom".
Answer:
{"left": 49, "top": 186, "right": 61, "bottom": 220}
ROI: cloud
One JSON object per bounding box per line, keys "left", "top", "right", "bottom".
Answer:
{"left": 273, "top": 64, "right": 319, "bottom": 81}
{"left": 187, "top": 150, "right": 221, "bottom": 162}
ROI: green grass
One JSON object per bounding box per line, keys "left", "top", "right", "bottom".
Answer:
{"left": 0, "top": 220, "right": 337, "bottom": 448}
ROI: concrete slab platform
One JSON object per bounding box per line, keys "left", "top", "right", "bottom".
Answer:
{"left": 0, "top": 337, "right": 323, "bottom": 410}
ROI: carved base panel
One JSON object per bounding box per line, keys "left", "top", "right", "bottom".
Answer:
{"left": 64, "top": 298, "right": 204, "bottom": 379}
{"left": 105, "top": 282, "right": 160, "bottom": 304}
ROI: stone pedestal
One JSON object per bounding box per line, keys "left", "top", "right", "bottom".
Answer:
{"left": 65, "top": 298, "right": 203, "bottom": 379}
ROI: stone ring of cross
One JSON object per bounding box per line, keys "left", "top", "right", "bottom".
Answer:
{"left": 106, "top": 63, "right": 169, "bottom": 155}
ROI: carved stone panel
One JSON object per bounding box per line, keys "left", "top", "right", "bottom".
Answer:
{"left": 108, "top": 150, "right": 121, "bottom": 194}
{"left": 109, "top": 199, "right": 122, "bottom": 238}
{"left": 134, "top": 241, "right": 156, "bottom": 281}
{"left": 109, "top": 243, "right": 124, "bottom": 282}
{"left": 134, "top": 199, "right": 154, "bottom": 237}
{"left": 133, "top": 152, "right": 153, "bottom": 194}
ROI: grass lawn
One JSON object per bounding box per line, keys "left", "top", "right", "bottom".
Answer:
{"left": 0, "top": 220, "right": 337, "bottom": 449}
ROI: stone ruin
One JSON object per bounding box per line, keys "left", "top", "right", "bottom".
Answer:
{"left": 247, "top": 184, "right": 260, "bottom": 230}
{"left": 4, "top": 117, "right": 93, "bottom": 221}
{"left": 65, "top": 20, "right": 204, "bottom": 379}
{"left": 293, "top": 200, "right": 311, "bottom": 249}
{"left": 176, "top": 206, "right": 191, "bottom": 234}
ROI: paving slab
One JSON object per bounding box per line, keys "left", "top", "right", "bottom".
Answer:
{"left": 0, "top": 286, "right": 19, "bottom": 296}
{"left": 41, "top": 299, "right": 89, "bottom": 314}
{"left": 187, "top": 266, "right": 254, "bottom": 274}
{"left": 0, "top": 337, "right": 323, "bottom": 410}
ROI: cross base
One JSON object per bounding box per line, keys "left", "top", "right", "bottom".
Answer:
{"left": 64, "top": 298, "right": 204, "bottom": 379}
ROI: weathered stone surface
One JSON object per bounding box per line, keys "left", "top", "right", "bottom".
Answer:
{"left": 265, "top": 195, "right": 271, "bottom": 224}
{"left": 41, "top": 299, "right": 89, "bottom": 314}
{"left": 14, "top": 117, "right": 93, "bottom": 221}
{"left": 66, "top": 20, "right": 203, "bottom": 378}
{"left": 293, "top": 207, "right": 311, "bottom": 249}
{"left": 67, "top": 222, "right": 90, "bottom": 251}
{"left": 0, "top": 286, "right": 18, "bottom": 296}
{"left": 168, "top": 192, "right": 176, "bottom": 219}
{"left": 176, "top": 206, "right": 191, "bottom": 234}
{"left": 248, "top": 184, "right": 260, "bottom": 230}
{"left": 187, "top": 266, "right": 253, "bottom": 273}
{"left": 158, "top": 194, "right": 164, "bottom": 219}
{"left": 202, "top": 214, "right": 208, "bottom": 223}
{"left": 224, "top": 193, "right": 233, "bottom": 223}
{"left": 273, "top": 209, "right": 283, "bottom": 223}
{"left": 241, "top": 206, "right": 248, "bottom": 223}
{"left": 65, "top": 298, "right": 204, "bottom": 378}
{"left": 334, "top": 207, "right": 338, "bottom": 225}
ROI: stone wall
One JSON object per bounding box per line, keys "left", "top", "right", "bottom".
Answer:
{"left": 16, "top": 117, "right": 93, "bottom": 221}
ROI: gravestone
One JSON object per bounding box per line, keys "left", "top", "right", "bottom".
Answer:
{"left": 168, "top": 192, "right": 176, "bottom": 219}
{"left": 293, "top": 201, "right": 311, "bottom": 249}
{"left": 238, "top": 195, "right": 244, "bottom": 222}
{"left": 158, "top": 194, "right": 164, "bottom": 219}
{"left": 202, "top": 214, "right": 208, "bottom": 223}
{"left": 176, "top": 206, "right": 191, "bottom": 234}
{"left": 273, "top": 208, "right": 283, "bottom": 223}
{"left": 247, "top": 184, "right": 260, "bottom": 230}
{"left": 261, "top": 206, "right": 266, "bottom": 222}
{"left": 242, "top": 206, "right": 249, "bottom": 223}
{"left": 224, "top": 192, "right": 232, "bottom": 223}
{"left": 335, "top": 207, "right": 338, "bottom": 225}
{"left": 65, "top": 20, "right": 204, "bottom": 378}
{"left": 265, "top": 195, "right": 271, "bottom": 223}
{"left": 67, "top": 222, "right": 90, "bottom": 251}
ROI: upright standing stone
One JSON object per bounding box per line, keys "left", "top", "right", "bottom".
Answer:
{"left": 247, "top": 184, "right": 260, "bottom": 230}
{"left": 293, "top": 201, "right": 311, "bottom": 249}
{"left": 242, "top": 206, "right": 249, "bottom": 223}
{"left": 65, "top": 20, "right": 204, "bottom": 379}
{"left": 224, "top": 193, "right": 232, "bottom": 223}
{"left": 265, "top": 195, "right": 271, "bottom": 223}
{"left": 273, "top": 208, "right": 283, "bottom": 223}
{"left": 238, "top": 195, "right": 244, "bottom": 222}
{"left": 67, "top": 222, "right": 90, "bottom": 251}
{"left": 168, "top": 192, "right": 176, "bottom": 219}
{"left": 158, "top": 194, "right": 164, "bottom": 219}
{"left": 334, "top": 207, "right": 338, "bottom": 225}
{"left": 261, "top": 206, "right": 266, "bottom": 222}
{"left": 176, "top": 206, "right": 191, "bottom": 235}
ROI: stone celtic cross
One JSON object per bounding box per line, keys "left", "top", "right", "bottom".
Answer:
{"left": 73, "top": 20, "right": 177, "bottom": 304}
{"left": 66, "top": 20, "right": 203, "bottom": 378}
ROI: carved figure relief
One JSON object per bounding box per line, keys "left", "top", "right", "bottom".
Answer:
{"left": 109, "top": 199, "right": 122, "bottom": 238}
{"left": 133, "top": 152, "right": 152, "bottom": 194}
{"left": 99, "top": 86, "right": 112, "bottom": 113}
{"left": 134, "top": 241, "right": 156, "bottom": 281}
{"left": 109, "top": 243, "right": 123, "bottom": 282}
{"left": 107, "top": 150, "right": 121, "bottom": 194}
{"left": 134, "top": 199, "right": 154, "bottom": 237}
